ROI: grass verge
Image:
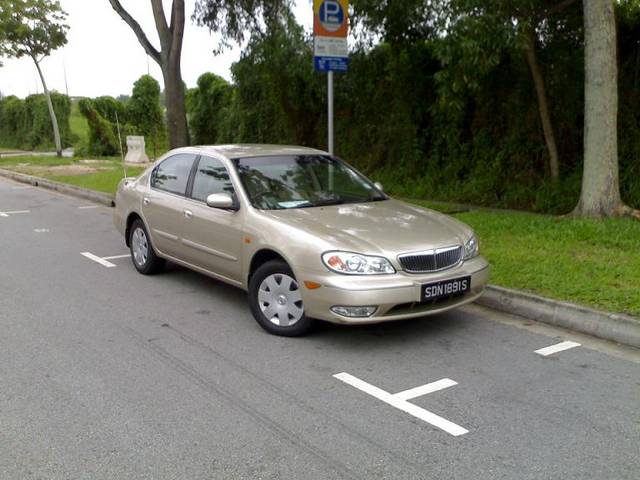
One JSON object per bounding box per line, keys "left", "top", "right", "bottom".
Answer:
{"left": 409, "top": 198, "right": 640, "bottom": 317}
{"left": 0, "top": 155, "right": 145, "bottom": 194}
{"left": 46, "top": 167, "right": 145, "bottom": 194}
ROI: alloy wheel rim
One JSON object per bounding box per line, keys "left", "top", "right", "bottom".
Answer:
{"left": 258, "top": 273, "right": 304, "bottom": 327}
{"left": 132, "top": 227, "right": 149, "bottom": 266}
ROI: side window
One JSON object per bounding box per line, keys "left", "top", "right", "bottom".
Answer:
{"left": 191, "top": 156, "right": 235, "bottom": 202}
{"left": 151, "top": 154, "right": 196, "bottom": 196}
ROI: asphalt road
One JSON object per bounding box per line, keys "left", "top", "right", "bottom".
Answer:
{"left": 1, "top": 177, "right": 639, "bottom": 480}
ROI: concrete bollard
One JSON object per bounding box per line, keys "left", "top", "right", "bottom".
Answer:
{"left": 125, "top": 136, "right": 150, "bottom": 164}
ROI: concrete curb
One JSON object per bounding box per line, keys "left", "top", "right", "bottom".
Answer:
{"left": 478, "top": 285, "right": 640, "bottom": 349}
{"left": 0, "top": 168, "right": 115, "bottom": 207}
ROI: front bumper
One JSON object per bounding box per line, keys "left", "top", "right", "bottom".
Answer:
{"left": 296, "top": 256, "right": 490, "bottom": 324}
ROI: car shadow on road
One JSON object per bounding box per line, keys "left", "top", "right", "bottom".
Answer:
{"left": 159, "top": 262, "right": 478, "bottom": 349}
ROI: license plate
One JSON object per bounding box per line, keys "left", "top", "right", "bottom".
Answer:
{"left": 421, "top": 276, "right": 471, "bottom": 302}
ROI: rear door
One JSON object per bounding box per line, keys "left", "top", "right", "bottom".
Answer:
{"left": 142, "top": 153, "right": 197, "bottom": 258}
{"left": 180, "top": 155, "right": 244, "bottom": 283}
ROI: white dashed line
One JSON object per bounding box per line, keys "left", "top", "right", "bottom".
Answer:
{"left": 78, "top": 205, "right": 99, "bottom": 209}
{"left": 33, "top": 228, "right": 49, "bottom": 233}
{"left": 535, "top": 340, "right": 581, "bottom": 357}
{"left": 334, "top": 372, "right": 468, "bottom": 436}
{"left": 81, "top": 252, "right": 117, "bottom": 268}
{"left": 0, "top": 212, "right": 7, "bottom": 217}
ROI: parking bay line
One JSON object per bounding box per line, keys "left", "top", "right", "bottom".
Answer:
{"left": 535, "top": 340, "right": 581, "bottom": 357}
{"left": 102, "top": 254, "right": 130, "bottom": 260}
{"left": 78, "top": 205, "right": 99, "bottom": 209}
{"left": 333, "top": 372, "right": 468, "bottom": 437}
{"left": 81, "top": 252, "right": 117, "bottom": 268}
{"left": 0, "top": 210, "right": 30, "bottom": 216}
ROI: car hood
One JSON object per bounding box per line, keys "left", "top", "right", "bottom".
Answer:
{"left": 262, "top": 199, "right": 472, "bottom": 256}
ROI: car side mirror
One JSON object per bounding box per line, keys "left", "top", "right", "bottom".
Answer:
{"left": 206, "top": 193, "right": 238, "bottom": 211}
{"left": 374, "top": 182, "right": 384, "bottom": 193}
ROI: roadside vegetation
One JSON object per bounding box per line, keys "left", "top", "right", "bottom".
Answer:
{"left": 0, "top": 155, "right": 144, "bottom": 193}
{"left": 410, "top": 199, "right": 640, "bottom": 317}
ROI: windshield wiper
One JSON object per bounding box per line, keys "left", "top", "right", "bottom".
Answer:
{"left": 301, "top": 197, "right": 345, "bottom": 207}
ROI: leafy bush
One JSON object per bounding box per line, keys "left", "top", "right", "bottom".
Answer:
{"left": 128, "top": 75, "right": 165, "bottom": 157}
{"left": 0, "top": 93, "right": 73, "bottom": 150}
{"left": 77, "top": 98, "right": 122, "bottom": 157}
{"left": 187, "top": 72, "right": 233, "bottom": 144}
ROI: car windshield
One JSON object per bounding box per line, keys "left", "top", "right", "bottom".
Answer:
{"left": 232, "top": 155, "right": 386, "bottom": 210}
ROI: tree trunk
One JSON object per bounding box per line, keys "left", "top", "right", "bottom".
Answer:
{"left": 572, "top": 0, "right": 637, "bottom": 218}
{"left": 524, "top": 28, "right": 560, "bottom": 182}
{"left": 163, "top": 56, "right": 190, "bottom": 149}
{"left": 108, "top": 0, "right": 189, "bottom": 149}
{"left": 33, "top": 57, "right": 62, "bottom": 157}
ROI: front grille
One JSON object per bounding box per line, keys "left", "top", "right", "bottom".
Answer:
{"left": 398, "top": 245, "right": 463, "bottom": 273}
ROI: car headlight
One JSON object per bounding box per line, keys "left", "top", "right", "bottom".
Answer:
{"left": 464, "top": 235, "right": 479, "bottom": 260}
{"left": 322, "top": 251, "right": 396, "bottom": 275}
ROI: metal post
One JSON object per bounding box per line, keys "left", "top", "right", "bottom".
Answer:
{"left": 328, "top": 71, "right": 334, "bottom": 154}
{"left": 327, "top": 71, "right": 335, "bottom": 191}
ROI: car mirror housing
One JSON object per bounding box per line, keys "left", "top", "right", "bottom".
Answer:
{"left": 206, "top": 193, "right": 238, "bottom": 211}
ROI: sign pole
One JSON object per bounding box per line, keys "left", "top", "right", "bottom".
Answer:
{"left": 313, "top": 0, "right": 348, "bottom": 156}
{"left": 328, "top": 71, "right": 334, "bottom": 155}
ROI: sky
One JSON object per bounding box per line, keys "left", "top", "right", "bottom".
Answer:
{"left": 0, "top": 0, "right": 314, "bottom": 99}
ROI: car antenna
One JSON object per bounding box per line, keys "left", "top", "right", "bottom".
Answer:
{"left": 115, "top": 111, "right": 128, "bottom": 179}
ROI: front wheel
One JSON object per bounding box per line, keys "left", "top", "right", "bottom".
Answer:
{"left": 248, "top": 260, "right": 314, "bottom": 336}
{"left": 129, "top": 219, "right": 165, "bottom": 275}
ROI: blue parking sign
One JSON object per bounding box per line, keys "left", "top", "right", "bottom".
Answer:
{"left": 314, "top": 56, "right": 349, "bottom": 72}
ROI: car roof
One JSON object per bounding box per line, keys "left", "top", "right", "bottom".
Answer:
{"left": 193, "top": 144, "right": 328, "bottom": 160}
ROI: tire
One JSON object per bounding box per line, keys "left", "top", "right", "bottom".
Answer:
{"left": 248, "top": 260, "right": 314, "bottom": 337}
{"left": 129, "top": 219, "right": 165, "bottom": 275}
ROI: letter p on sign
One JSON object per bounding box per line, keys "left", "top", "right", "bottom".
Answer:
{"left": 314, "top": 0, "right": 348, "bottom": 37}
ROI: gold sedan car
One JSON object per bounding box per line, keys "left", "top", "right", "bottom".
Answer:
{"left": 114, "top": 145, "right": 489, "bottom": 336}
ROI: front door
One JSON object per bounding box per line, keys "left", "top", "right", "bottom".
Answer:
{"left": 180, "top": 155, "right": 244, "bottom": 283}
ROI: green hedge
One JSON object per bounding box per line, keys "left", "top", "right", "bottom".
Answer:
{"left": 0, "top": 93, "right": 73, "bottom": 150}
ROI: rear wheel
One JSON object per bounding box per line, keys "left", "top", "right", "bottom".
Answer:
{"left": 248, "top": 260, "right": 314, "bottom": 336}
{"left": 129, "top": 219, "right": 165, "bottom": 275}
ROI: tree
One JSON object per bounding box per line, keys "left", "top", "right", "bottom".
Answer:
{"left": 573, "top": 0, "right": 639, "bottom": 218}
{"left": 129, "top": 74, "right": 164, "bottom": 158}
{"left": 108, "top": 0, "right": 189, "bottom": 149}
{"left": 353, "top": 0, "right": 581, "bottom": 183}
{"left": 0, "top": 0, "right": 68, "bottom": 157}
{"left": 193, "top": 0, "right": 293, "bottom": 50}
{"left": 186, "top": 72, "right": 232, "bottom": 144}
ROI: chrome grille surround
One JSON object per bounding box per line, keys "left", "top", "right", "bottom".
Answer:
{"left": 398, "top": 245, "right": 464, "bottom": 273}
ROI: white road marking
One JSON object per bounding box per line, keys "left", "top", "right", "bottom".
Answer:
{"left": 333, "top": 372, "right": 468, "bottom": 436}
{"left": 5, "top": 210, "right": 31, "bottom": 214}
{"left": 81, "top": 252, "right": 117, "bottom": 268}
{"left": 535, "top": 340, "right": 581, "bottom": 357}
{"left": 394, "top": 378, "right": 458, "bottom": 401}
{"left": 11, "top": 186, "right": 31, "bottom": 189}
{"left": 0, "top": 212, "right": 7, "bottom": 217}
{"left": 102, "top": 254, "right": 130, "bottom": 260}
{"left": 78, "top": 205, "right": 99, "bottom": 209}
{"left": 33, "top": 228, "right": 49, "bottom": 233}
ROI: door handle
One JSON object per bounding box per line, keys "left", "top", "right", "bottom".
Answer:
{"left": 143, "top": 197, "right": 151, "bottom": 205}
{"left": 183, "top": 209, "right": 193, "bottom": 219}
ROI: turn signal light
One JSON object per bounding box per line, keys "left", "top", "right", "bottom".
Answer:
{"left": 304, "top": 281, "right": 322, "bottom": 290}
